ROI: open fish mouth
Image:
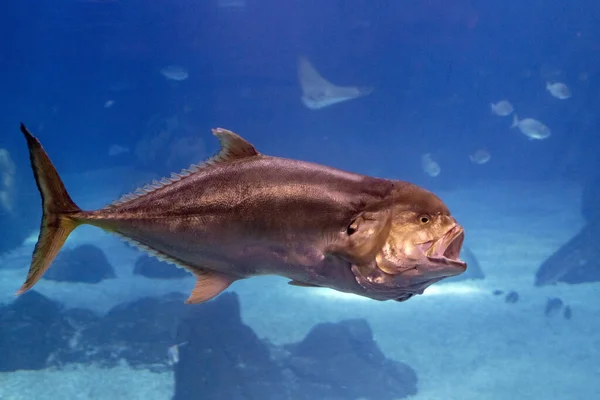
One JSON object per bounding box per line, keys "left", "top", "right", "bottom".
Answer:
{"left": 419, "top": 226, "right": 466, "bottom": 268}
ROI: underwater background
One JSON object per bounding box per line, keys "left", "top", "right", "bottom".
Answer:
{"left": 1, "top": 0, "right": 600, "bottom": 399}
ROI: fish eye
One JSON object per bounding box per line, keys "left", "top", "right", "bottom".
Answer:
{"left": 418, "top": 214, "right": 431, "bottom": 224}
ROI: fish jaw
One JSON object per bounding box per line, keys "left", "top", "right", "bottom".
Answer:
{"left": 350, "top": 225, "right": 467, "bottom": 301}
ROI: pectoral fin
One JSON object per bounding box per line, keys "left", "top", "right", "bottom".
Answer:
{"left": 186, "top": 270, "right": 236, "bottom": 304}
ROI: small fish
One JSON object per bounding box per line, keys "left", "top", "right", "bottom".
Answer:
{"left": 16, "top": 123, "right": 467, "bottom": 305}
{"left": 490, "top": 100, "right": 514, "bottom": 117}
{"left": 298, "top": 57, "right": 373, "bottom": 110}
{"left": 505, "top": 290, "right": 519, "bottom": 303}
{"left": 104, "top": 100, "right": 115, "bottom": 108}
{"left": 563, "top": 305, "right": 572, "bottom": 320}
{"left": 546, "top": 82, "right": 571, "bottom": 99}
{"left": 167, "top": 341, "right": 188, "bottom": 365}
{"left": 108, "top": 144, "right": 129, "bottom": 157}
{"left": 492, "top": 289, "right": 504, "bottom": 296}
{"left": 544, "top": 297, "right": 564, "bottom": 317}
{"left": 469, "top": 149, "right": 491, "bottom": 165}
{"left": 421, "top": 153, "right": 441, "bottom": 177}
{"left": 160, "top": 65, "right": 189, "bottom": 81}
{"left": 511, "top": 115, "right": 551, "bottom": 140}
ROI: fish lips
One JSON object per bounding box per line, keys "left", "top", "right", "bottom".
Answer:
{"left": 350, "top": 225, "right": 467, "bottom": 301}
{"left": 421, "top": 225, "right": 467, "bottom": 274}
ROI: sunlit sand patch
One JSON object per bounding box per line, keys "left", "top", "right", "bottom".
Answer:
{"left": 422, "top": 282, "right": 485, "bottom": 297}
{"left": 300, "top": 281, "right": 485, "bottom": 302}
{"left": 298, "top": 56, "right": 373, "bottom": 110}
{"left": 309, "top": 288, "right": 372, "bottom": 302}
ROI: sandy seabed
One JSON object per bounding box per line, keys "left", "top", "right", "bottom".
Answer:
{"left": 0, "top": 179, "right": 598, "bottom": 400}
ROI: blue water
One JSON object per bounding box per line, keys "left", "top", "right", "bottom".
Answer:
{"left": 1, "top": 1, "right": 599, "bottom": 399}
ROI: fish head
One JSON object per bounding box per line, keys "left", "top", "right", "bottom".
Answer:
{"left": 350, "top": 184, "right": 467, "bottom": 301}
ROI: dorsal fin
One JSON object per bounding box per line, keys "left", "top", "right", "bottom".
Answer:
{"left": 207, "top": 128, "right": 259, "bottom": 164}
{"left": 105, "top": 128, "right": 260, "bottom": 209}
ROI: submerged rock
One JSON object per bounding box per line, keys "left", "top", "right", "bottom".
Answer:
{"left": 535, "top": 222, "right": 600, "bottom": 286}
{"left": 44, "top": 244, "right": 116, "bottom": 283}
{"left": 52, "top": 292, "right": 187, "bottom": 369}
{"left": 3, "top": 292, "right": 418, "bottom": 398}
{"left": 174, "top": 293, "right": 418, "bottom": 400}
{"left": 133, "top": 254, "right": 189, "bottom": 279}
{"left": 0, "top": 291, "right": 72, "bottom": 371}
{"left": 284, "top": 319, "right": 418, "bottom": 400}
{"left": 536, "top": 175, "right": 600, "bottom": 286}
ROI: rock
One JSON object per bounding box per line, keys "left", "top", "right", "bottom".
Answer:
{"left": 4, "top": 291, "right": 418, "bottom": 399}
{"left": 285, "top": 319, "right": 418, "bottom": 400}
{"left": 44, "top": 244, "right": 116, "bottom": 283}
{"left": 535, "top": 175, "right": 600, "bottom": 287}
{"left": 133, "top": 254, "right": 189, "bottom": 279}
{"left": 505, "top": 291, "right": 519, "bottom": 303}
{"left": 582, "top": 175, "right": 600, "bottom": 222}
{"left": 535, "top": 223, "right": 600, "bottom": 286}
{"left": 0, "top": 291, "right": 73, "bottom": 371}
{"left": 173, "top": 292, "right": 283, "bottom": 400}
{"left": 53, "top": 292, "right": 187, "bottom": 368}
{"left": 174, "top": 294, "right": 418, "bottom": 400}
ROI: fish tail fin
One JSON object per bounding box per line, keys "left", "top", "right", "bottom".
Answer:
{"left": 489, "top": 103, "right": 495, "bottom": 113}
{"left": 17, "top": 123, "right": 83, "bottom": 295}
{"left": 511, "top": 114, "right": 519, "bottom": 128}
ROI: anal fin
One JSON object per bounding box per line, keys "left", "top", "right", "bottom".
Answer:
{"left": 288, "top": 280, "right": 321, "bottom": 288}
{"left": 186, "top": 270, "right": 237, "bottom": 304}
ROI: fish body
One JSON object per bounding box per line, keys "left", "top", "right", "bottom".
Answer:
{"left": 490, "top": 100, "right": 514, "bottom": 117}
{"left": 17, "top": 124, "right": 466, "bottom": 304}
{"left": 546, "top": 82, "right": 571, "bottom": 99}
{"left": 511, "top": 115, "right": 551, "bottom": 140}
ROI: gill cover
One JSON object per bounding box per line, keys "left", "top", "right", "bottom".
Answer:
{"left": 330, "top": 209, "right": 392, "bottom": 267}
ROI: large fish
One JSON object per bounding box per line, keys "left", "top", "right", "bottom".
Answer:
{"left": 17, "top": 123, "right": 466, "bottom": 304}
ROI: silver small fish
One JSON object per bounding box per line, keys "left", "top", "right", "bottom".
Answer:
{"left": 490, "top": 100, "right": 514, "bottom": 117}
{"left": 511, "top": 115, "right": 551, "bottom": 140}
{"left": 546, "top": 82, "right": 571, "bottom": 99}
